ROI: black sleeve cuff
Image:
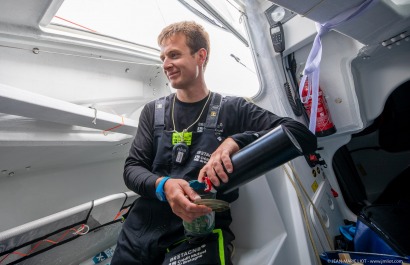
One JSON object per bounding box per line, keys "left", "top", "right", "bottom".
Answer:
{"left": 230, "top": 132, "right": 262, "bottom": 149}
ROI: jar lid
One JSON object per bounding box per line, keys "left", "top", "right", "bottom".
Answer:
{"left": 194, "top": 199, "right": 230, "bottom": 212}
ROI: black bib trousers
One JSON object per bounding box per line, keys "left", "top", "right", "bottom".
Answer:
{"left": 111, "top": 93, "right": 235, "bottom": 265}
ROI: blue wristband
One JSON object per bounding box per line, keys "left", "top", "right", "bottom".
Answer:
{"left": 155, "top": 176, "right": 170, "bottom": 202}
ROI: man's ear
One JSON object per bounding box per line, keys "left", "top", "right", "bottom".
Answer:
{"left": 197, "top": 48, "right": 207, "bottom": 65}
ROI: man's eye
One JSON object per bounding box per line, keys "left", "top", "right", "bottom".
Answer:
{"left": 170, "top": 53, "right": 178, "bottom": 58}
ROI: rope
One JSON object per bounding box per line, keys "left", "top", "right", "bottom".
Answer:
{"left": 102, "top": 116, "right": 124, "bottom": 135}
{"left": 113, "top": 208, "right": 130, "bottom": 222}
{"left": 54, "top": 16, "right": 98, "bottom": 33}
{"left": 283, "top": 164, "right": 322, "bottom": 265}
{"left": 284, "top": 163, "right": 334, "bottom": 248}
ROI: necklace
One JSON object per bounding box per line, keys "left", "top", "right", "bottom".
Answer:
{"left": 171, "top": 91, "right": 212, "bottom": 134}
{"left": 171, "top": 91, "right": 211, "bottom": 165}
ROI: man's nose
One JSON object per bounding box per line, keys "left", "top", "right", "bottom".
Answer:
{"left": 163, "top": 58, "right": 173, "bottom": 71}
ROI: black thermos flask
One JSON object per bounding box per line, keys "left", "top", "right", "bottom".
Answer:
{"left": 216, "top": 125, "right": 303, "bottom": 194}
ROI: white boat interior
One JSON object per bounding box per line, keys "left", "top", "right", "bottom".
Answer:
{"left": 0, "top": 0, "right": 409, "bottom": 264}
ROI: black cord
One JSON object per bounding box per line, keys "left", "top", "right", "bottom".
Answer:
{"left": 281, "top": 53, "right": 304, "bottom": 116}
{"left": 288, "top": 53, "right": 299, "bottom": 90}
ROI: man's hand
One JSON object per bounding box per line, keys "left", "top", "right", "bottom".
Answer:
{"left": 163, "top": 178, "right": 212, "bottom": 222}
{"left": 198, "top": 138, "right": 240, "bottom": 187}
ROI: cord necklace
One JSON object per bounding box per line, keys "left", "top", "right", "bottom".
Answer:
{"left": 171, "top": 91, "right": 211, "bottom": 165}
{"left": 171, "top": 91, "right": 212, "bottom": 137}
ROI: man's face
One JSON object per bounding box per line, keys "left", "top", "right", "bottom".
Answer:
{"left": 159, "top": 33, "right": 204, "bottom": 90}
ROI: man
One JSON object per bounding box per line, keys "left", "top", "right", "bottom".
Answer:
{"left": 111, "top": 21, "right": 317, "bottom": 265}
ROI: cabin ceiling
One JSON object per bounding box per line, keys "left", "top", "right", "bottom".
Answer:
{"left": 267, "top": 0, "right": 410, "bottom": 46}
{"left": 0, "top": 0, "right": 58, "bottom": 33}
{"left": 0, "top": 0, "right": 168, "bottom": 182}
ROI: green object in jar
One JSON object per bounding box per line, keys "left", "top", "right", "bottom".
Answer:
{"left": 183, "top": 211, "right": 215, "bottom": 236}
{"left": 183, "top": 189, "right": 216, "bottom": 236}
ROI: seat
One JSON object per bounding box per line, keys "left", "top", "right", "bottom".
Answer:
{"left": 374, "top": 166, "right": 410, "bottom": 205}
{"left": 378, "top": 81, "right": 410, "bottom": 153}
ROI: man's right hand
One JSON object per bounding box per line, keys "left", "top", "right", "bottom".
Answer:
{"left": 162, "top": 178, "right": 212, "bottom": 222}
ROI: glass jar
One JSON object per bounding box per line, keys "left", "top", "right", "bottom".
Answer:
{"left": 183, "top": 190, "right": 216, "bottom": 236}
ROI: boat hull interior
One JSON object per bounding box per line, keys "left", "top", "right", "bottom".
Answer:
{"left": 1, "top": 0, "right": 409, "bottom": 264}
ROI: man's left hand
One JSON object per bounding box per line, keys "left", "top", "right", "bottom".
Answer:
{"left": 198, "top": 137, "right": 239, "bottom": 187}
